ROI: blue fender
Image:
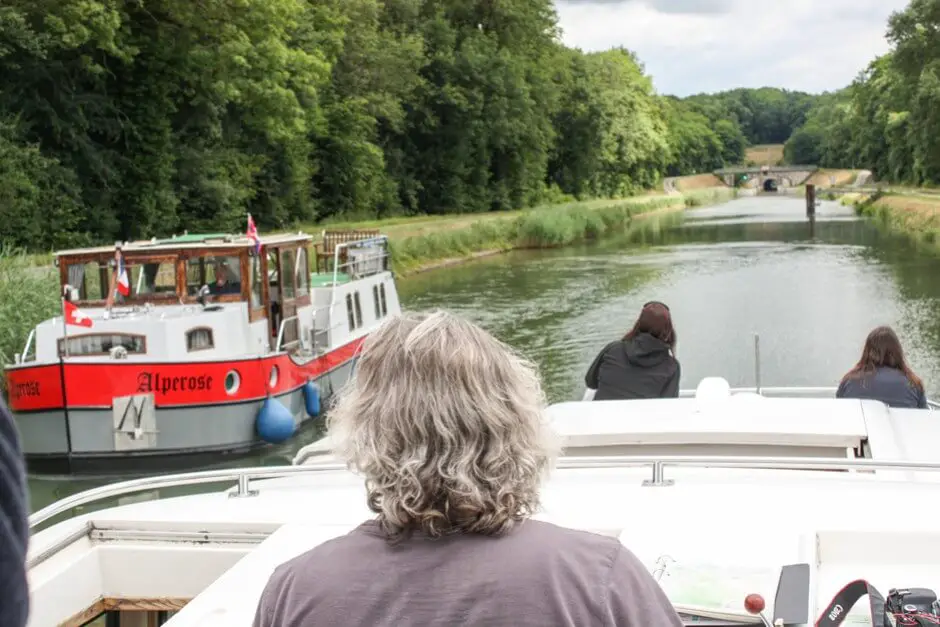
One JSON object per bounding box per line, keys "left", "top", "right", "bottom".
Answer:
{"left": 303, "top": 381, "right": 321, "bottom": 417}
{"left": 256, "top": 396, "right": 296, "bottom": 444}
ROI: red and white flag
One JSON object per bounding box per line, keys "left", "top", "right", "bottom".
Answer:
{"left": 116, "top": 252, "right": 130, "bottom": 297}
{"left": 246, "top": 214, "right": 261, "bottom": 254}
{"left": 64, "top": 300, "right": 93, "bottom": 328}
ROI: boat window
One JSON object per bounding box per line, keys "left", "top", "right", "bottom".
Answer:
{"left": 295, "top": 247, "right": 309, "bottom": 298}
{"left": 379, "top": 283, "right": 387, "bottom": 316}
{"left": 353, "top": 292, "right": 363, "bottom": 327}
{"left": 249, "top": 255, "right": 263, "bottom": 309}
{"left": 128, "top": 260, "right": 176, "bottom": 297}
{"left": 346, "top": 293, "right": 356, "bottom": 331}
{"left": 58, "top": 333, "right": 146, "bottom": 357}
{"left": 373, "top": 285, "right": 381, "bottom": 319}
{"left": 186, "top": 255, "right": 242, "bottom": 297}
{"left": 64, "top": 260, "right": 108, "bottom": 301}
{"left": 281, "top": 249, "right": 296, "bottom": 299}
{"left": 186, "top": 327, "right": 214, "bottom": 351}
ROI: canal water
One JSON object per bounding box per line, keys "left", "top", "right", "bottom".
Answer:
{"left": 28, "top": 195, "right": 940, "bottom": 515}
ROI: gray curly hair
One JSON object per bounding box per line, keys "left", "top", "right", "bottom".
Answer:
{"left": 328, "top": 309, "right": 558, "bottom": 540}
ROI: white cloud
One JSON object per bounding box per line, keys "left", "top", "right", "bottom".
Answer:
{"left": 554, "top": 0, "right": 910, "bottom": 96}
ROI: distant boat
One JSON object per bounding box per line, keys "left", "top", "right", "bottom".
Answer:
{"left": 6, "top": 229, "right": 400, "bottom": 474}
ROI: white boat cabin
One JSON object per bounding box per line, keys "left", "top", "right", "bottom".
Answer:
{"left": 15, "top": 231, "right": 399, "bottom": 366}
{"left": 25, "top": 382, "right": 940, "bottom": 627}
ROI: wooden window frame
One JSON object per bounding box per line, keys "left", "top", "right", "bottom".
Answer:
{"left": 179, "top": 248, "right": 250, "bottom": 306}
{"left": 61, "top": 253, "right": 181, "bottom": 307}
{"left": 276, "top": 245, "right": 311, "bottom": 308}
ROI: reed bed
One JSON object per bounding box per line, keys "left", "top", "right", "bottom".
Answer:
{"left": 390, "top": 188, "right": 734, "bottom": 274}
{"left": 0, "top": 246, "right": 59, "bottom": 383}
{"left": 851, "top": 192, "right": 940, "bottom": 252}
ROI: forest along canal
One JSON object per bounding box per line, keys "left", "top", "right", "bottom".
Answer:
{"left": 28, "top": 195, "right": 940, "bottom": 514}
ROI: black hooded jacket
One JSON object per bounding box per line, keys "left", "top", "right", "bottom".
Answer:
{"left": 585, "top": 333, "right": 681, "bottom": 401}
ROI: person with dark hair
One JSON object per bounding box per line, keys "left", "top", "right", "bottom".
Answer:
{"left": 0, "top": 396, "right": 29, "bottom": 626}
{"left": 837, "top": 326, "right": 927, "bottom": 409}
{"left": 585, "top": 301, "right": 680, "bottom": 401}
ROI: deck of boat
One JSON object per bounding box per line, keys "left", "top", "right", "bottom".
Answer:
{"left": 26, "top": 384, "right": 940, "bottom": 626}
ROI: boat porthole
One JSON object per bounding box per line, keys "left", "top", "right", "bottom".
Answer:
{"left": 225, "top": 370, "right": 241, "bottom": 395}
{"left": 269, "top": 365, "right": 279, "bottom": 388}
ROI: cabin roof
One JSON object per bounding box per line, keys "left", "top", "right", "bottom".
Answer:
{"left": 547, "top": 395, "right": 873, "bottom": 450}
{"left": 54, "top": 232, "right": 312, "bottom": 258}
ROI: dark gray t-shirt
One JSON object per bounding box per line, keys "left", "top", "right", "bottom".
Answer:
{"left": 836, "top": 366, "right": 927, "bottom": 409}
{"left": 253, "top": 518, "right": 682, "bottom": 627}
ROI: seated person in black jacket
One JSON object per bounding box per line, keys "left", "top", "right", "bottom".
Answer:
{"left": 585, "top": 301, "right": 680, "bottom": 401}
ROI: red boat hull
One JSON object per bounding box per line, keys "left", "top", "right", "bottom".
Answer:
{"left": 6, "top": 338, "right": 364, "bottom": 474}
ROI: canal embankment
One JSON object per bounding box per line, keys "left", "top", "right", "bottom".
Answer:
{"left": 359, "top": 186, "right": 734, "bottom": 275}
{"left": 842, "top": 190, "right": 940, "bottom": 252}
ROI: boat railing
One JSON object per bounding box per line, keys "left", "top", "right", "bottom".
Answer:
{"left": 583, "top": 385, "right": 940, "bottom": 409}
{"left": 15, "top": 328, "right": 35, "bottom": 364}
{"left": 682, "top": 386, "right": 940, "bottom": 409}
{"left": 329, "top": 235, "right": 390, "bottom": 290}
{"left": 29, "top": 455, "right": 940, "bottom": 537}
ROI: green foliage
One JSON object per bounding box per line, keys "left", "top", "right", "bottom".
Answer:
{"left": 785, "top": 0, "right": 940, "bottom": 185}
{"left": 0, "top": 246, "right": 60, "bottom": 373}
{"left": 0, "top": 0, "right": 763, "bottom": 252}
{"left": 684, "top": 88, "right": 815, "bottom": 146}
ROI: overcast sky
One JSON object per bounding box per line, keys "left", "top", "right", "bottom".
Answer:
{"left": 555, "top": 0, "right": 910, "bottom": 96}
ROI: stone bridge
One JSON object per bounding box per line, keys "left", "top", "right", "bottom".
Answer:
{"left": 713, "top": 165, "right": 819, "bottom": 191}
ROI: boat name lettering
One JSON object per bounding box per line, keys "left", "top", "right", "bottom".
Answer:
{"left": 828, "top": 604, "right": 843, "bottom": 621}
{"left": 137, "top": 372, "right": 213, "bottom": 394}
{"left": 10, "top": 381, "right": 40, "bottom": 400}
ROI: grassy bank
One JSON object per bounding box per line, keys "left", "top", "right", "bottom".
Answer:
{"left": 0, "top": 247, "right": 59, "bottom": 371}
{"left": 380, "top": 188, "right": 734, "bottom": 275}
{"left": 745, "top": 144, "right": 784, "bottom": 165}
{"left": 847, "top": 191, "right": 940, "bottom": 252}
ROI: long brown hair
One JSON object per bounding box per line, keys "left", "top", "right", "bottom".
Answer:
{"left": 623, "top": 301, "right": 675, "bottom": 350}
{"left": 842, "top": 325, "right": 923, "bottom": 391}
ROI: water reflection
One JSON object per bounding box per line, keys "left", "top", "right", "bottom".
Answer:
{"left": 401, "top": 196, "right": 940, "bottom": 402}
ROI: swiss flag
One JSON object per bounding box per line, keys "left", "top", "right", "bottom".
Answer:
{"left": 64, "top": 300, "right": 93, "bottom": 328}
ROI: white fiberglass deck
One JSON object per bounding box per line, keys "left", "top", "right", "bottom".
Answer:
{"left": 26, "top": 383, "right": 940, "bottom": 627}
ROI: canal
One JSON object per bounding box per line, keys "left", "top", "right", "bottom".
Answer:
{"left": 28, "top": 195, "right": 940, "bottom": 513}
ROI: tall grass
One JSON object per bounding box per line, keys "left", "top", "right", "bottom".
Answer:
{"left": 391, "top": 188, "right": 734, "bottom": 273}
{"left": 851, "top": 191, "right": 940, "bottom": 253}
{"left": 0, "top": 246, "right": 60, "bottom": 383}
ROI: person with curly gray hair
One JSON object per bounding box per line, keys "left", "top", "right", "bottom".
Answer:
{"left": 253, "top": 310, "right": 681, "bottom": 627}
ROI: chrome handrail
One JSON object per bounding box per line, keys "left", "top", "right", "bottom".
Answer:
{"left": 29, "top": 455, "right": 940, "bottom": 532}
{"left": 675, "top": 386, "right": 940, "bottom": 409}
{"left": 16, "top": 329, "right": 35, "bottom": 364}
{"left": 274, "top": 314, "right": 301, "bottom": 353}
{"left": 29, "top": 463, "right": 347, "bottom": 530}
{"left": 330, "top": 235, "right": 389, "bottom": 290}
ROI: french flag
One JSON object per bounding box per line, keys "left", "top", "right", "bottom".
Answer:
{"left": 116, "top": 253, "right": 130, "bottom": 297}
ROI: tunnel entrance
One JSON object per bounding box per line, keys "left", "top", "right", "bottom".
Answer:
{"left": 763, "top": 179, "right": 778, "bottom": 192}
